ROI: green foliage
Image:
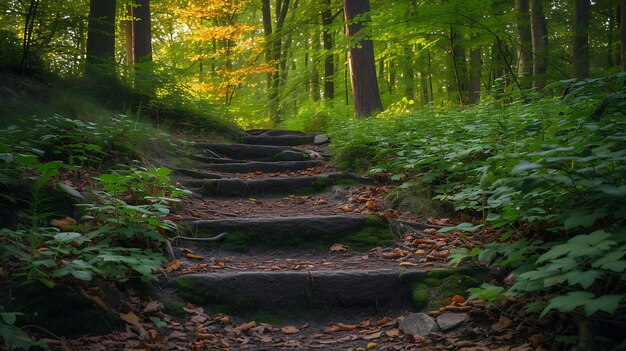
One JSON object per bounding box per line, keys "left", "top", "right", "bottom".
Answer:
{"left": 329, "top": 74, "right": 626, "bottom": 321}
{"left": 0, "top": 306, "right": 47, "bottom": 350}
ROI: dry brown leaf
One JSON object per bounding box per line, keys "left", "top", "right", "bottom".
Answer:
{"left": 452, "top": 295, "right": 466, "bottom": 303}
{"left": 363, "top": 331, "right": 383, "bottom": 340}
{"left": 236, "top": 321, "right": 257, "bottom": 331}
{"left": 325, "top": 325, "right": 343, "bottom": 333}
{"left": 184, "top": 252, "right": 204, "bottom": 260}
{"left": 164, "top": 260, "right": 181, "bottom": 273}
{"left": 365, "top": 200, "right": 376, "bottom": 209}
{"left": 50, "top": 217, "right": 77, "bottom": 229}
{"left": 329, "top": 243, "right": 350, "bottom": 253}
{"left": 120, "top": 311, "right": 142, "bottom": 328}
{"left": 385, "top": 328, "right": 400, "bottom": 338}
{"left": 218, "top": 315, "right": 230, "bottom": 325}
{"left": 143, "top": 300, "right": 163, "bottom": 314}
{"left": 381, "top": 248, "right": 408, "bottom": 259}
{"left": 492, "top": 315, "right": 513, "bottom": 332}
{"left": 218, "top": 339, "right": 230, "bottom": 349}
{"left": 399, "top": 261, "right": 417, "bottom": 267}
{"left": 337, "top": 323, "right": 357, "bottom": 331}
{"left": 281, "top": 326, "right": 299, "bottom": 334}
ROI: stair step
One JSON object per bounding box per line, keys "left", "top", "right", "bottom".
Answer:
{"left": 202, "top": 160, "right": 323, "bottom": 173}
{"left": 181, "top": 215, "right": 392, "bottom": 251}
{"left": 241, "top": 134, "right": 316, "bottom": 146}
{"left": 182, "top": 172, "right": 362, "bottom": 196}
{"left": 195, "top": 143, "right": 310, "bottom": 161}
{"left": 171, "top": 270, "right": 426, "bottom": 310}
{"left": 245, "top": 129, "right": 307, "bottom": 136}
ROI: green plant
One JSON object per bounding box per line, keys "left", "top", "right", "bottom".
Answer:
{"left": 0, "top": 306, "right": 47, "bottom": 350}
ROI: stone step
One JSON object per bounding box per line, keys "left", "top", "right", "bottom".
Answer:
{"left": 171, "top": 270, "right": 426, "bottom": 311}
{"left": 195, "top": 143, "right": 311, "bottom": 161}
{"left": 182, "top": 172, "right": 365, "bottom": 196}
{"left": 240, "top": 134, "right": 316, "bottom": 146}
{"left": 201, "top": 160, "right": 323, "bottom": 173}
{"left": 181, "top": 215, "right": 392, "bottom": 251}
{"left": 245, "top": 129, "right": 307, "bottom": 136}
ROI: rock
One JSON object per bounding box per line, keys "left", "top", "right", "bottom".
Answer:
{"left": 331, "top": 186, "right": 348, "bottom": 200}
{"left": 314, "top": 134, "right": 330, "bottom": 145}
{"left": 399, "top": 313, "right": 436, "bottom": 336}
{"left": 276, "top": 150, "right": 308, "bottom": 161}
{"left": 436, "top": 313, "right": 468, "bottom": 331}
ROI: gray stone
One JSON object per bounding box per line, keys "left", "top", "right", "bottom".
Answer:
{"left": 203, "top": 160, "right": 323, "bottom": 173}
{"left": 171, "top": 270, "right": 426, "bottom": 310}
{"left": 399, "top": 313, "right": 436, "bottom": 336}
{"left": 314, "top": 134, "right": 330, "bottom": 145}
{"left": 436, "top": 313, "right": 468, "bottom": 331}
{"left": 331, "top": 186, "right": 349, "bottom": 200}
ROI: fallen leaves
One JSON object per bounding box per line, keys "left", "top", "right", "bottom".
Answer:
{"left": 329, "top": 243, "right": 350, "bottom": 253}
{"left": 280, "top": 326, "right": 299, "bottom": 334}
{"left": 381, "top": 247, "right": 409, "bottom": 259}
{"left": 50, "top": 217, "right": 77, "bottom": 229}
{"left": 163, "top": 259, "right": 181, "bottom": 273}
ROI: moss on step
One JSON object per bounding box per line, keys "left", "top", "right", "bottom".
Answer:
{"left": 411, "top": 267, "right": 481, "bottom": 310}
{"left": 162, "top": 299, "right": 186, "bottom": 317}
{"left": 333, "top": 145, "right": 373, "bottom": 172}
{"left": 191, "top": 219, "right": 392, "bottom": 252}
{"left": 385, "top": 183, "right": 450, "bottom": 218}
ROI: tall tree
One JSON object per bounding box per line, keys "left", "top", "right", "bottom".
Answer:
{"left": 469, "top": 46, "right": 481, "bottom": 104}
{"left": 530, "top": 0, "right": 548, "bottom": 90}
{"left": 85, "top": 0, "right": 116, "bottom": 78}
{"left": 450, "top": 28, "right": 468, "bottom": 105}
{"left": 516, "top": 0, "right": 532, "bottom": 88}
{"left": 133, "top": 0, "right": 152, "bottom": 64}
{"left": 321, "top": 0, "right": 335, "bottom": 100}
{"left": 621, "top": 0, "right": 626, "bottom": 71}
{"left": 572, "top": 0, "right": 591, "bottom": 79}
{"left": 343, "top": 0, "right": 382, "bottom": 117}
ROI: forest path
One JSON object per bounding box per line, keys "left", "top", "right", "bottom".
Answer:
{"left": 155, "top": 130, "right": 487, "bottom": 350}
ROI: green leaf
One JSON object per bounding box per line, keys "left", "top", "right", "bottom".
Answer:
{"left": 565, "top": 270, "right": 603, "bottom": 289}
{"left": 540, "top": 291, "right": 594, "bottom": 317}
{"left": 57, "top": 182, "right": 83, "bottom": 199}
{"left": 511, "top": 161, "right": 542, "bottom": 175}
{"left": 70, "top": 270, "right": 93, "bottom": 281}
{"left": 583, "top": 295, "right": 622, "bottom": 316}
{"left": 149, "top": 316, "right": 167, "bottom": 328}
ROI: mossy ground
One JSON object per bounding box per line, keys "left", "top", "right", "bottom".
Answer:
{"left": 411, "top": 267, "right": 481, "bottom": 310}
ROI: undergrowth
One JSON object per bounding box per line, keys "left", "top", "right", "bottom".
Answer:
{"left": 328, "top": 74, "right": 626, "bottom": 348}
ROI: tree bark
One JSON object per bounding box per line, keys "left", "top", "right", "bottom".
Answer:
{"left": 573, "top": 0, "right": 590, "bottom": 79}
{"left": 20, "top": 0, "right": 40, "bottom": 73}
{"left": 261, "top": 0, "right": 273, "bottom": 90}
{"left": 403, "top": 46, "right": 415, "bottom": 100}
{"left": 343, "top": 0, "right": 382, "bottom": 117}
{"left": 469, "top": 47, "right": 481, "bottom": 104}
{"left": 322, "top": 0, "right": 335, "bottom": 100}
{"left": 515, "top": 0, "right": 533, "bottom": 88}
{"left": 133, "top": 0, "right": 152, "bottom": 64}
{"left": 621, "top": 0, "right": 626, "bottom": 71}
{"left": 269, "top": 0, "right": 290, "bottom": 123}
{"left": 124, "top": 5, "right": 134, "bottom": 70}
{"left": 530, "top": 0, "right": 548, "bottom": 90}
{"left": 450, "top": 28, "right": 468, "bottom": 105}
{"left": 85, "top": 0, "right": 116, "bottom": 78}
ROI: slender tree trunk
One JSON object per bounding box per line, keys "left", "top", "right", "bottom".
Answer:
{"left": 124, "top": 5, "right": 134, "bottom": 73}
{"left": 20, "top": 0, "right": 40, "bottom": 73}
{"left": 530, "top": 0, "right": 548, "bottom": 90}
{"left": 86, "top": 0, "right": 117, "bottom": 79}
{"left": 310, "top": 28, "right": 321, "bottom": 101}
{"left": 621, "top": 0, "right": 626, "bottom": 71}
{"left": 427, "top": 49, "right": 434, "bottom": 103}
{"left": 343, "top": 0, "right": 382, "bottom": 117}
{"left": 403, "top": 46, "right": 415, "bottom": 100}
{"left": 608, "top": 6, "right": 615, "bottom": 67}
{"left": 133, "top": 0, "right": 152, "bottom": 64}
{"left": 450, "top": 28, "right": 468, "bottom": 105}
{"left": 469, "top": 47, "right": 482, "bottom": 104}
{"left": 261, "top": 0, "right": 273, "bottom": 90}
{"left": 322, "top": 0, "right": 335, "bottom": 100}
{"left": 573, "top": 0, "right": 591, "bottom": 79}
{"left": 516, "top": 0, "right": 533, "bottom": 88}
{"left": 269, "top": 0, "right": 290, "bottom": 123}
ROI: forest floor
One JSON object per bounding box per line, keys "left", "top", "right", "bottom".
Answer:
{"left": 63, "top": 131, "right": 544, "bottom": 351}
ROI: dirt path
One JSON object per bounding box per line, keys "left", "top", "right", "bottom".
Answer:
{"left": 70, "top": 131, "right": 536, "bottom": 351}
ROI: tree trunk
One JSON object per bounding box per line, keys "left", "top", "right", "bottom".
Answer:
{"left": 530, "top": 0, "right": 548, "bottom": 90}
{"left": 85, "top": 0, "right": 116, "bottom": 79}
{"left": 322, "top": 0, "right": 335, "bottom": 100}
{"left": 133, "top": 0, "right": 152, "bottom": 64}
{"left": 269, "top": 0, "right": 290, "bottom": 123}
{"left": 450, "top": 28, "right": 468, "bottom": 105}
{"left": 469, "top": 47, "right": 481, "bottom": 104}
{"left": 572, "top": 0, "right": 590, "bottom": 79}
{"left": 343, "top": 0, "right": 382, "bottom": 117}
{"left": 124, "top": 5, "right": 134, "bottom": 71}
{"left": 261, "top": 0, "right": 273, "bottom": 90}
{"left": 621, "top": 0, "right": 626, "bottom": 71}
{"left": 403, "top": 46, "right": 415, "bottom": 100}
{"left": 515, "top": 0, "right": 532, "bottom": 89}
{"left": 20, "top": 0, "right": 40, "bottom": 73}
